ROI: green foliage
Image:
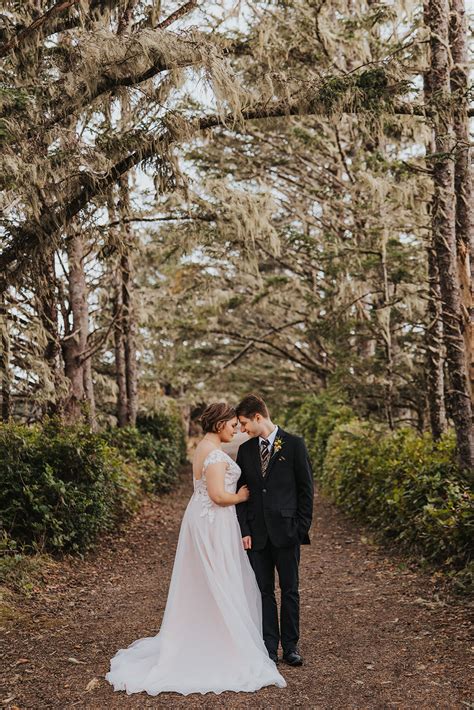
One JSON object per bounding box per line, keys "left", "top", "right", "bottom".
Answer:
{"left": 0, "top": 88, "right": 30, "bottom": 144}
{"left": 287, "top": 393, "right": 472, "bottom": 588}
{"left": 0, "top": 410, "right": 186, "bottom": 555}
{"left": 451, "top": 561, "right": 474, "bottom": 595}
{"left": 323, "top": 422, "right": 473, "bottom": 577}
{"left": 0, "top": 409, "right": 186, "bottom": 603}
{"left": 317, "top": 75, "right": 350, "bottom": 112}
{"left": 0, "top": 419, "right": 141, "bottom": 554}
{"left": 316, "top": 67, "right": 412, "bottom": 116}
{"left": 0, "top": 532, "right": 53, "bottom": 596}
{"left": 136, "top": 409, "right": 187, "bottom": 466}
{"left": 284, "top": 392, "right": 354, "bottom": 475}
{"left": 101, "top": 424, "right": 181, "bottom": 494}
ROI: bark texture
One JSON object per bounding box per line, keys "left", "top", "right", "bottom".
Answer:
{"left": 427, "top": 0, "right": 473, "bottom": 471}
{"left": 62, "top": 231, "right": 95, "bottom": 425}
{"left": 450, "top": 0, "right": 473, "bottom": 404}
{"left": 426, "top": 243, "right": 448, "bottom": 439}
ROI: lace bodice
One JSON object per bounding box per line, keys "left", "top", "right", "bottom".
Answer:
{"left": 193, "top": 449, "right": 241, "bottom": 523}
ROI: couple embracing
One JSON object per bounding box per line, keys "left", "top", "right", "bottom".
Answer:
{"left": 106, "top": 394, "right": 314, "bottom": 696}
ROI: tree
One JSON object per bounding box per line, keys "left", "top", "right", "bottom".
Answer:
{"left": 1, "top": 0, "right": 471, "bottom": 474}
{"left": 426, "top": 0, "right": 473, "bottom": 470}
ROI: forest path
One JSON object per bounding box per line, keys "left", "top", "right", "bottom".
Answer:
{"left": 1, "top": 467, "right": 472, "bottom": 709}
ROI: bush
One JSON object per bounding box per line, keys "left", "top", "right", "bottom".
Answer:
{"left": 0, "top": 531, "right": 54, "bottom": 596}
{"left": 101, "top": 425, "right": 180, "bottom": 494}
{"left": 0, "top": 419, "right": 141, "bottom": 554}
{"left": 136, "top": 409, "right": 187, "bottom": 465}
{"left": 323, "top": 421, "right": 473, "bottom": 575}
{"left": 0, "top": 406, "right": 186, "bottom": 559}
{"left": 284, "top": 392, "right": 353, "bottom": 476}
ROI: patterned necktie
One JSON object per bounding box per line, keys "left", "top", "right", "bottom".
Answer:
{"left": 260, "top": 438, "right": 271, "bottom": 476}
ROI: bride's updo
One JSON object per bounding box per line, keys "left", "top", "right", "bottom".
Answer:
{"left": 200, "top": 402, "right": 236, "bottom": 433}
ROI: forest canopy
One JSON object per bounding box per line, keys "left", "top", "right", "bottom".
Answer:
{"left": 0, "top": 0, "right": 472, "bottom": 472}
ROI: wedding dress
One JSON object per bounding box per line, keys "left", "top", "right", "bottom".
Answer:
{"left": 105, "top": 448, "right": 287, "bottom": 696}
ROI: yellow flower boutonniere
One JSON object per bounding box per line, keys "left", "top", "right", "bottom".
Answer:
{"left": 273, "top": 437, "right": 283, "bottom": 453}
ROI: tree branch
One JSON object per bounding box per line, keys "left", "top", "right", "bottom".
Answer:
{"left": 157, "top": 0, "right": 199, "bottom": 30}
{"left": 213, "top": 328, "right": 331, "bottom": 376}
{"left": 0, "top": 0, "right": 80, "bottom": 59}
{"left": 14, "top": 32, "right": 247, "bottom": 137}
{"left": 0, "top": 94, "right": 427, "bottom": 283}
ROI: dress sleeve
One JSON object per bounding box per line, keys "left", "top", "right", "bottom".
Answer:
{"left": 202, "top": 449, "right": 229, "bottom": 473}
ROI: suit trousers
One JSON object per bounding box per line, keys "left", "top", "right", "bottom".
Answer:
{"left": 248, "top": 539, "right": 300, "bottom": 654}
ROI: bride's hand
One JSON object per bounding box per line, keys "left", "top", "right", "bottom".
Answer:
{"left": 237, "top": 485, "right": 250, "bottom": 503}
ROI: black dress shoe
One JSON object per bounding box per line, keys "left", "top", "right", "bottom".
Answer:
{"left": 283, "top": 650, "right": 303, "bottom": 666}
{"left": 268, "top": 651, "right": 279, "bottom": 664}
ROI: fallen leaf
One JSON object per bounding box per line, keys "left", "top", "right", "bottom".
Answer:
{"left": 85, "top": 678, "right": 101, "bottom": 692}
{"left": 67, "top": 657, "right": 85, "bottom": 665}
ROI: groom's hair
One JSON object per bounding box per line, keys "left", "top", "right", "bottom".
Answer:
{"left": 236, "top": 394, "right": 269, "bottom": 419}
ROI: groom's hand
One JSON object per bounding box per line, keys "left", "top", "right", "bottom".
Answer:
{"left": 242, "top": 536, "right": 252, "bottom": 550}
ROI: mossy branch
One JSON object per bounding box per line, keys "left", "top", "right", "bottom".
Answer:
{"left": 0, "top": 72, "right": 425, "bottom": 284}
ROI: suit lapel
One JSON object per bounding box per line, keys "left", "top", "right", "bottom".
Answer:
{"left": 250, "top": 437, "right": 264, "bottom": 483}
{"left": 263, "top": 427, "right": 288, "bottom": 481}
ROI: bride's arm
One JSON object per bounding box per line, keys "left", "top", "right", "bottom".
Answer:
{"left": 206, "top": 464, "right": 249, "bottom": 507}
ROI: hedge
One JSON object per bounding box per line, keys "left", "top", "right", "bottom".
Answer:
{"left": 287, "top": 394, "right": 473, "bottom": 592}
{"left": 323, "top": 422, "right": 473, "bottom": 575}
{"left": 0, "top": 410, "right": 186, "bottom": 556}
{"left": 283, "top": 391, "right": 353, "bottom": 474}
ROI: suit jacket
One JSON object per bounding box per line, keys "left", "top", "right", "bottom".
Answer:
{"left": 236, "top": 428, "right": 314, "bottom": 550}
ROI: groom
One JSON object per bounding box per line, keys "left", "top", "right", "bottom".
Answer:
{"left": 235, "top": 394, "right": 314, "bottom": 666}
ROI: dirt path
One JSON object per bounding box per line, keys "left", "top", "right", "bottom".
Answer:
{"left": 1, "top": 468, "right": 472, "bottom": 709}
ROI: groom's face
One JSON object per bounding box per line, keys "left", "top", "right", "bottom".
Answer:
{"left": 238, "top": 414, "right": 262, "bottom": 438}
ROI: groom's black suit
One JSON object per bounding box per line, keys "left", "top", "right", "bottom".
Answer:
{"left": 236, "top": 428, "right": 313, "bottom": 656}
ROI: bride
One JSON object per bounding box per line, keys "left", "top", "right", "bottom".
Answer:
{"left": 105, "top": 402, "right": 286, "bottom": 696}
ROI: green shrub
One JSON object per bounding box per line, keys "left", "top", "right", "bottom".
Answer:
{"left": 0, "top": 406, "right": 186, "bottom": 558}
{"left": 0, "top": 419, "right": 141, "bottom": 554}
{"left": 323, "top": 421, "right": 473, "bottom": 574}
{"left": 0, "top": 531, "right": 54, "bottom": 596}
{"left": 136, "top": 409, "right": 187, "bottom": 466}
{"left": 284, "top": 392, "right": 353, "bottom": 476}
{"left": 101, "top": 425, "right": 179, "bottom": 493}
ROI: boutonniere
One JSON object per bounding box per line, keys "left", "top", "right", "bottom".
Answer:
{"left": 273, "top": 437, "right": 284, "bottom": 454}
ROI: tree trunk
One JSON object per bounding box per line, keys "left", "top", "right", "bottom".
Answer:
{"left": 380, "top": 237, "right": 395, "bottom": 429}
{"left": 112, "top": 261, "right": 128, "bottom": 427}
{"left": 106, "top": 171, "right": 129, "bottom": 427}
{"left": 117, "top": 98, "right": 138, "bottom": 426}
{"left": 426, "top": 243, "right": 448, "bottom": 439}
{"left": 121, "top": 242, "right": 138, "bottom": 427}
{"left": 36, "top": 250, "right": 63, "bottom": 417}
{"left": 423, "top": 22, "right": 448, "bottom": 441}
{"left": 62, "top": 231, "right": 94, "bottom": 424}
{"left": 106, "top": 88, "right": 140, "bottom": 428}
{"left": 450, "top": 0, "right": 473, "bottom": 404}
{"left": 83, "top": 351, "right": 96, "bottom": 429}
{"left": 427, "top": 0, "right": 473, "bottom": 472}
{"left": 0, "top": 290, "right": 11, "bottom": 421}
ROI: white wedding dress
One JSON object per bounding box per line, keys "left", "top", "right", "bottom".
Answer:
{"left": 105, "top": 448, "right": 286, "bottom": 696}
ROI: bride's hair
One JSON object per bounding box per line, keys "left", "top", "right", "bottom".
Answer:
{"left": 200, "top": 402, "right": 236, "bottom": 433}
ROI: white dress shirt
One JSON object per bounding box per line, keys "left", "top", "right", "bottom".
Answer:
{"left": 259, "top": 425, "right": 279, "bottom": 451}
